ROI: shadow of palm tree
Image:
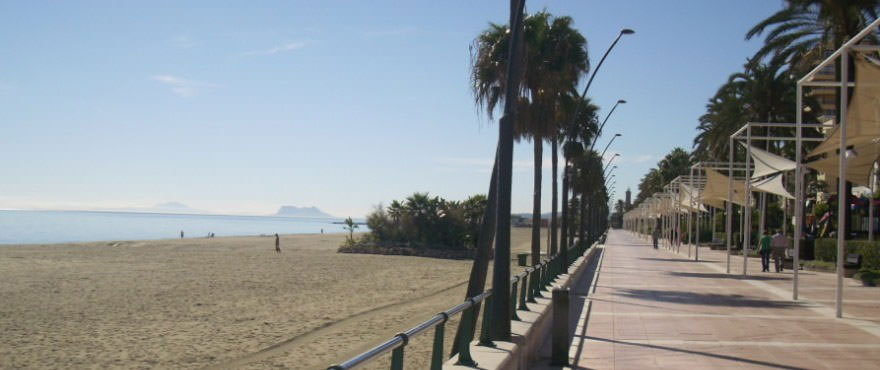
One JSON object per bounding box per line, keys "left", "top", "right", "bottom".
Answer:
{"left": 667, "top": 271, "right": 789, "bottom": 281}
{"left": 614, "top": 288, "right": 804, "bottom": 308}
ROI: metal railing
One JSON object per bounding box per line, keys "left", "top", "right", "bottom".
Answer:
{"left": 327, "top": 236, "right": 600, "bottom": 370}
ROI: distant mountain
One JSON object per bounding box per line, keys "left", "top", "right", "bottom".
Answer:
{"left": 275, "top": 206, "right": 334, "bottom": 218}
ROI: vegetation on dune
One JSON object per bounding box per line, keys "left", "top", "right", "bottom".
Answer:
{"left": 338, "top": 193, "right": 487, "bottom": 258}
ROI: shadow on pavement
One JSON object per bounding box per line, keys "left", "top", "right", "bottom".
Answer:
{"left": 580, "top": 336, "right": 808, "bottom": 370}
{"left": 639, "top": 257, "right": 720, "bottom": 263}
{"left": 614, "top": 289, "right": 803, "bottom": 308}
{"left": 667, "top": 271, "right": 789, "bottom": 281}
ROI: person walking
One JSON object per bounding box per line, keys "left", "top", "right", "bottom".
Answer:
{"left": 771, "top": 229, "right": 787, "bottom": 273}
{"left": 759, "top": 230, "right": 772, "bottom": 272}
{"left": 652, "top": 227, "right": 660, "bottom": 249}
{"left": 274, "top": 233, "right": 281, "bottom": 253}
{"left": 180, "top": 230, "right": 184, "bottom": 239}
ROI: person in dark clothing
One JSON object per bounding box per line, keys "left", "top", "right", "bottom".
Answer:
{"left": 652, "top": 227, "right": 660, "bottom": 249}
{"left": 274, "top": 233, "right": 281, "bottom": 253}
{"left": 759, "top": 230, "right": 772, "bottom": 272}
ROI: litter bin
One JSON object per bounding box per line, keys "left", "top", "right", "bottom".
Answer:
{"left": 517, "top": 253, "right": 529, "bottom": 266}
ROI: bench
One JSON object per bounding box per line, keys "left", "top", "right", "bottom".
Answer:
{"left": 844, "top": 253, "right": 862, "bottom": 277}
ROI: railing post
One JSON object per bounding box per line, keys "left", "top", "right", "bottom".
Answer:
{"left": 430, "top": 313, "right": 448, "bottom": 370}
{"left": 455, "top": 299, "right": 477, "bottom": 367}
{"left": 527, "top": 268, "right": 537, "bottom": 303}
{"left": 390, "top": 333, "right": 408, "bottom": 370}
{"left": 551, "top": 288, "right": 570, "bottom": 366}
{"left": 510, "top": 278, "right": 520, "bottom": 320}
{"left": 518, "top": 272, "right": 529, "bottom": 310}
{"left": 479, "top": 294, "right": 495, "bottom": 346}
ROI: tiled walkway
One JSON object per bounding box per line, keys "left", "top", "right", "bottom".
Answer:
{"left": 567, "top": 230, "right": 880, "bottom": 369}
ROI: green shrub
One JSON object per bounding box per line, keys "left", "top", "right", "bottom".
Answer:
{"left": 814, "top": 238, "right": 880, "bottom": 269}
{"left": 854, "top": 269, "right": 880, "bottom": 286}
{"left": 802, "top": 260, "right": 836, "bottom": 271}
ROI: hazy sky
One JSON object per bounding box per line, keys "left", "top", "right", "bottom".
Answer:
{"left": 0, "top": 1, "right": 783, "bottom": 217}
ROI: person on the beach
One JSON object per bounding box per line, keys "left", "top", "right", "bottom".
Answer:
{"left": 274, "top": 233, "right": 281, "bottom": 253}
{"left": 180, "top": 230, "right": 184, "bottom": 239}
{"left": 771, "top": 229, "right": 787, "bottom": 272}
{"left": 759, "top": 230, "right": 772, "bottom": 272}
{"left": 652, "top": 227, "right": 659, "bottom": 249}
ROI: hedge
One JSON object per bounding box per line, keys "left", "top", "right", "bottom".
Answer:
{"left": 814, "top": 238, "right": 880, "bottom": 270}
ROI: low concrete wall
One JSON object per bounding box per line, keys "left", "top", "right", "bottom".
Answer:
{"left": 444, "top": 244, "right": 600, "bottom": 370}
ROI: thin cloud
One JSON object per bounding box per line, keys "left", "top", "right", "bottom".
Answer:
{"left": 241, "top": 41, "right": 309, "bottom": 56}
{"left": 151, "top": 75, "right": 217, "bottom": 98}
{"left": 634, "top": 154, "right": 654, "bottom": 163}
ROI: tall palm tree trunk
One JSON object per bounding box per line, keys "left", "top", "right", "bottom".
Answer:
{"left": 579, "top": 192, "right": 587, "bottom": 245}
{"left": 561, "top": 160, "right": 569, "bottom": 261}
{"left": 490, "top": 0, "right": 525, "bottom": 341}
{"left": 550, "top": 139, "right": 559, "bottom": 256}
{"left": 451, "top": 148, "right": 498, "bottom": 356}
{"left": 531, "top": 137, "right": 543, "bottom": 265}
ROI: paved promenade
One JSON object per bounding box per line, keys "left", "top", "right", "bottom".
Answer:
{"left": 563, "top": 230, "right": 880, "bottom": 369}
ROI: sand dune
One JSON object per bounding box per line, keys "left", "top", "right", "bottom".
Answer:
{"left": 0, "top": 228, "right": 543, "bottom": 369}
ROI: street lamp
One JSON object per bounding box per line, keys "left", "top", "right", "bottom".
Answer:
{"left": 567, "top": 27, "right": 634, "bottom": 150}
{"left": 599, "top": 133, "right": 622, "bottom": 158}
{"left": 590, "top": 101, "right": 627, "bottom": 151}
{"left": 582, "top": 29, "right": 635, "bottom": 100}
{"left": 604, "top": 164, "right": 617, "bottom": 177}
{"left": 603, "top": 153, "right": 620, "bottom": 172}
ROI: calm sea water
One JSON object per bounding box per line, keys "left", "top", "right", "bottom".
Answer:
{"left": 0, "top": 210, "right": 350, "bottom": 245}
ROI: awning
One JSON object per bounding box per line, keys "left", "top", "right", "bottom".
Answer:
{"left": 742, "top": 142, "right": 796, "bottom": 179}
{"left": 809, "top": 58, "right": 880, "bottom": 157}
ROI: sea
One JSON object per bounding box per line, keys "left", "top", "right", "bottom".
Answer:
{"left": 0, "top": 210, "right": 350, "bottom": 245}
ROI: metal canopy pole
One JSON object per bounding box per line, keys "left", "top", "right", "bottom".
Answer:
{"left": 870, "top": 164, "right": 875, "bottom": 241}
{"left": 689, "top": 170, "right": 694, "bottom": 258}
{"left": 794, "top": 82, "right": 803, "bottom": 301}
{"left": 727, "top": 139, "right": 734, "bottom": 274}
{"left": 743, "top": 125, "right": 752, "bottom": 275}
{"left": 836, "top": 48, "right": 849, "bottom": 319}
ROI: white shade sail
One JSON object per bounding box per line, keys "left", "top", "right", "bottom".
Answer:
{"left": 679, "top": 183, "right": 708, "bottom": 212}
{"left": 809, "top": 58, "right": 880, "bottom": 157}
{"left": 750, "top": 173, "right": 794, "bottom": 199}
{"left": 700, "top": 169, "right": 753, "bottom": 207}
{"left": 741, "top": 142, "right": 797, "bottom": 179}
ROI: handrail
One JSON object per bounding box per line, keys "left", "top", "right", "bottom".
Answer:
{"left": 327, "top": 233, "right": 604, "bottom": 370}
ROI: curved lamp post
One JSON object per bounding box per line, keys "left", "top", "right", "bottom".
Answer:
{"left": 591, "top": 102, "right": 627, "bottom": 151}
{"left": 599, "top": 133, "right": 622, "bottom": 158}
{"left": 603, "top": 153, "right": 620, "bottom": 172}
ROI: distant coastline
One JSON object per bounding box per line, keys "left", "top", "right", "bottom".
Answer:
{"left": 0, "top": 210, "right": 353, "bottom": 245}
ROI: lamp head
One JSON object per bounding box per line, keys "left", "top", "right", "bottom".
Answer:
{"left": 618, "top": 99, "right": 627, "bottom": 104}
{"left": 621, "top": 28, "right": 635, "bottom": 35}
{"left": 615, "top": 133, "right": 622, "bottom": 137}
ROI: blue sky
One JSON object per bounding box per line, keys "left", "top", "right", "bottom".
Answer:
{"left": 0, "top": 1, "right": 783, "bottom": 217}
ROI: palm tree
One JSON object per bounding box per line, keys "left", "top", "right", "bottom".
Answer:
{"left": 746, "top": 0, "right": 879, "bottom": 69}
{"left": 559, "top": 93, "right": 598, "bottom": 251}
{"left": 472, "top": 11, "right": 589, "bottom": 265}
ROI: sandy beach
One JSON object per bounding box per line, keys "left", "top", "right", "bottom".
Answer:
{"left": 0, "top": 228, "right": 543, "bottom": 369}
